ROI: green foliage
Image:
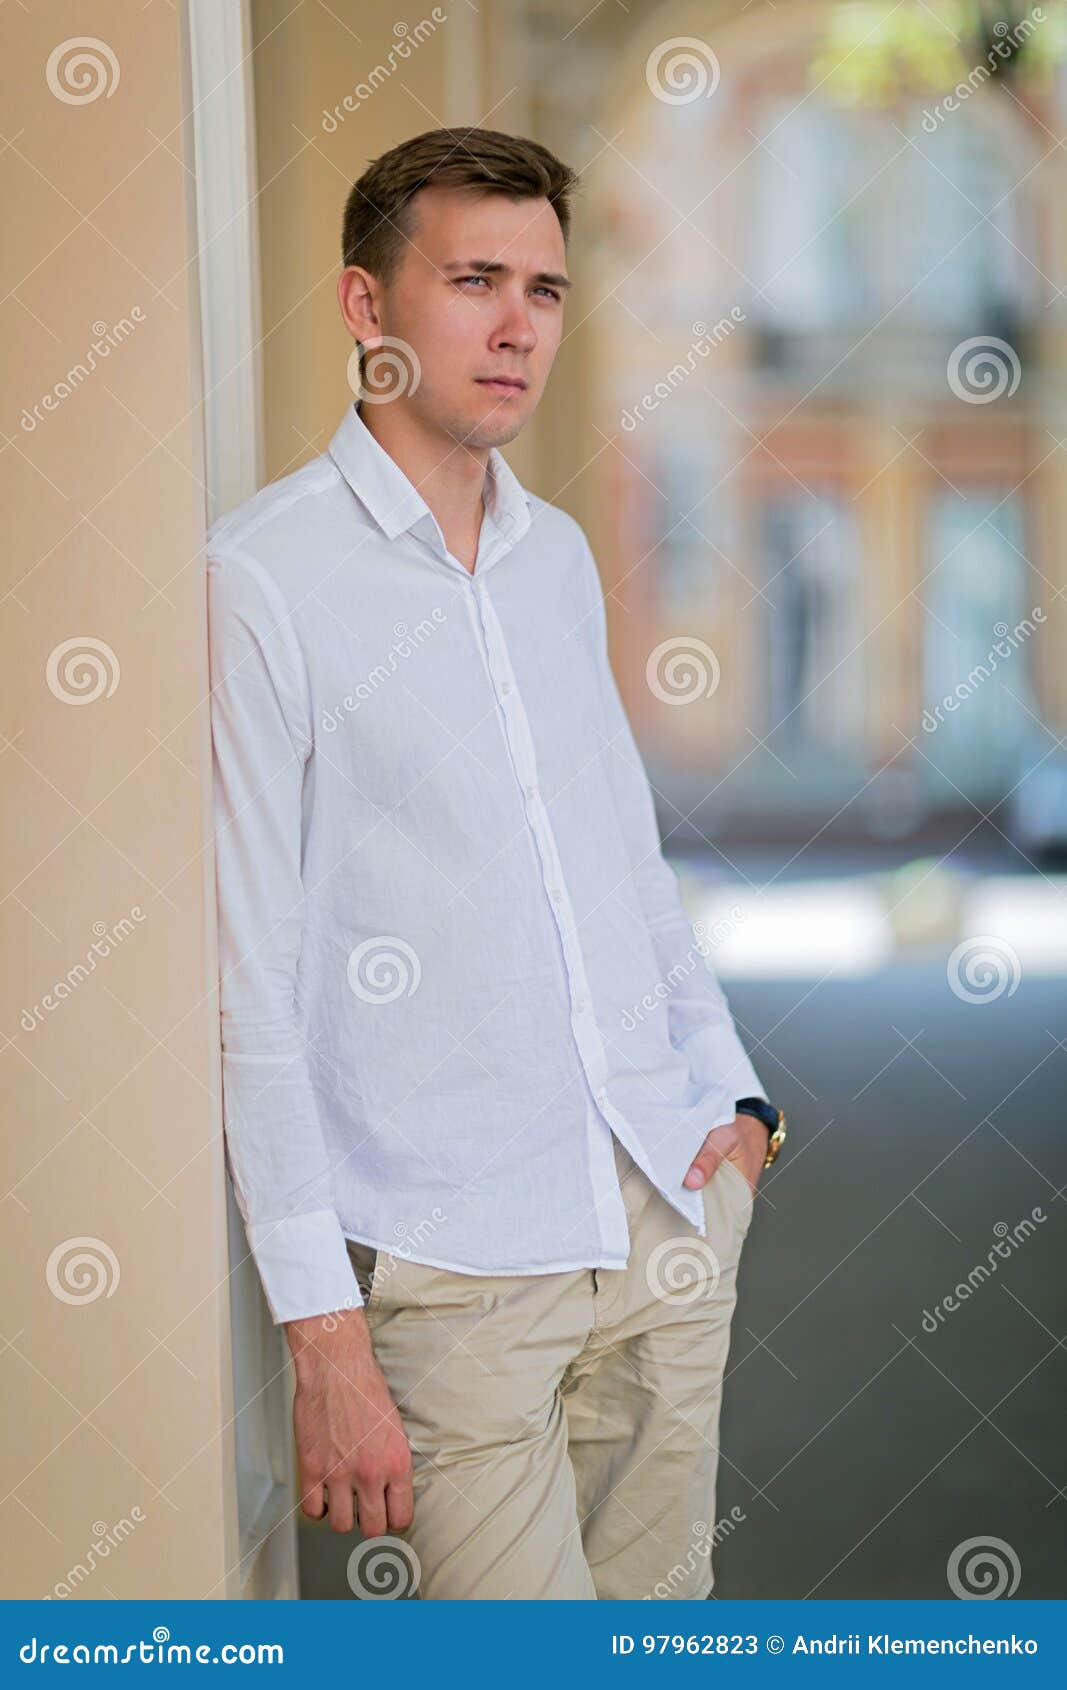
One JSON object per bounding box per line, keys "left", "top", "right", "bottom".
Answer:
{"left": 810, "top": 0, "right": 1067, "bottom": 106}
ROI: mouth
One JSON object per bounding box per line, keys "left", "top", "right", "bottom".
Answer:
{"left": 474, "top": 377, "right": 528, "bottom": 397}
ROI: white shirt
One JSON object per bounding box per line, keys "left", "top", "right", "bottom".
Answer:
{"left": 207, "top": 401, "right": 765, "bottom": 1324}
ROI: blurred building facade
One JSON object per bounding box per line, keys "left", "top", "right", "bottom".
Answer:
{"left": 565, "top": 1, "right": 1067, "bottom": 847}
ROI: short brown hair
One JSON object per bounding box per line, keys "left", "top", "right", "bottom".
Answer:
{"left": 341, "top": 126, "right": 579, "bottom": 284}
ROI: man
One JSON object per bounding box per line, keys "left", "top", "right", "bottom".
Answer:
{"left": 207, "top": 125, "right": 785, "bottom": 1601}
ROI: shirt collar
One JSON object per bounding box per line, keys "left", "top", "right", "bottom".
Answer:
{"left": 327, "top": 401, "right": 532, "bottom": 555}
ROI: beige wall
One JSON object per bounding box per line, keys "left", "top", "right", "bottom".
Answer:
{"left": 0, "top": 2, "right": 240, "bottom": 1596}
{"left": 0, "top": 0, "right": 605, "bottom": 1606}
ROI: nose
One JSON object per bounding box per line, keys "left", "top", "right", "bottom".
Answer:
{"left": 491, "top": 293, "right": 537, "bottom": 355}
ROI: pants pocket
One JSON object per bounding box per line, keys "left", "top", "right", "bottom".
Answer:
{"left": 345, "top": 1238, "right": 383, "bottom": 1313}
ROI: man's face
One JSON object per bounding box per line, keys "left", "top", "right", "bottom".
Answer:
{"left": 362, "top": 184, "right": 569, "bottom": 450}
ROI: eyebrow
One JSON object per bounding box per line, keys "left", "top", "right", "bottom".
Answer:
{"left": 444, "top": 259, "right": 573, "bottom": 293}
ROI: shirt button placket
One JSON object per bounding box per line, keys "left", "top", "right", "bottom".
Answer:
{"left": 472, "top": 586, "right": 608, "bottom": 1100}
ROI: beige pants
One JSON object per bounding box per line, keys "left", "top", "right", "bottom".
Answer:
{"left": 344, "top": 1132, "right": 754, "bottom": 1599}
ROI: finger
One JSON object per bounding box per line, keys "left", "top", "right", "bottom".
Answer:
{"left": 324, "top": 1482, "right": 355, "bottom": 1535}
{"left": 299, "top": 1480, "right": 327, "bottom": 1521}
{"left": 683, "top": 1135, "right": 725, "bottom": 1189}
{"left": 353, "top": 1480, "right": 388, "bottom": 1540}
{"left": 386, "top": 1475, "right": 415, "bottom": 1533}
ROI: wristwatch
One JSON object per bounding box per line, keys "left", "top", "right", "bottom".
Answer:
{"left": 735, "top": 1096, "right": 787, "bottom": 1168}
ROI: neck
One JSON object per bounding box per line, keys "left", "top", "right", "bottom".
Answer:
{"left": 356, "top": 399, "right": 490, "bottom": 567}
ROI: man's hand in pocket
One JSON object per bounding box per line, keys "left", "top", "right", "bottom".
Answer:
{"left": 682, "top": 1111, "right": 766, "bottom": 1197}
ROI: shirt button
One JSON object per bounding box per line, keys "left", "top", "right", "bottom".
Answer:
{"left": 525, "top": 782, "right": 538, "bottom": 799}
{"left": 500, "top": 679, "right": 513, "bottom": 695}
{"left": 596, "top": 1088, "right": 607, "bottom": 1106}
{"left": 551, "top": 888, "right": 563, "bottom": 905}
{"left": 576, "top": 996, "right": 590, "bottom": 1012}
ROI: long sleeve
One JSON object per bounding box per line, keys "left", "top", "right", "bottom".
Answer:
{"left": 206, "top": 543, "right": 361, "bottom": 1324}
{"left": 578, "top": 534, "right": 767, "bottom": 1107}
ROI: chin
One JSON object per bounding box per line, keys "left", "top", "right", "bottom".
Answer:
{"left": 463, "top": 406, "right": 527, "bottom": 450}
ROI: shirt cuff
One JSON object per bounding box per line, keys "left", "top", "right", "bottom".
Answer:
{"left": 244, "top": 1209, "right": 363, "bottom": 1326}
{"left": 678, "top": 1025, "right": 767, "bottom": 1112}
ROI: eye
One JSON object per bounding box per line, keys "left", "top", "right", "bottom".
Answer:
{"left": 453, "top": 276, "right": 562, "bottom": 302}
